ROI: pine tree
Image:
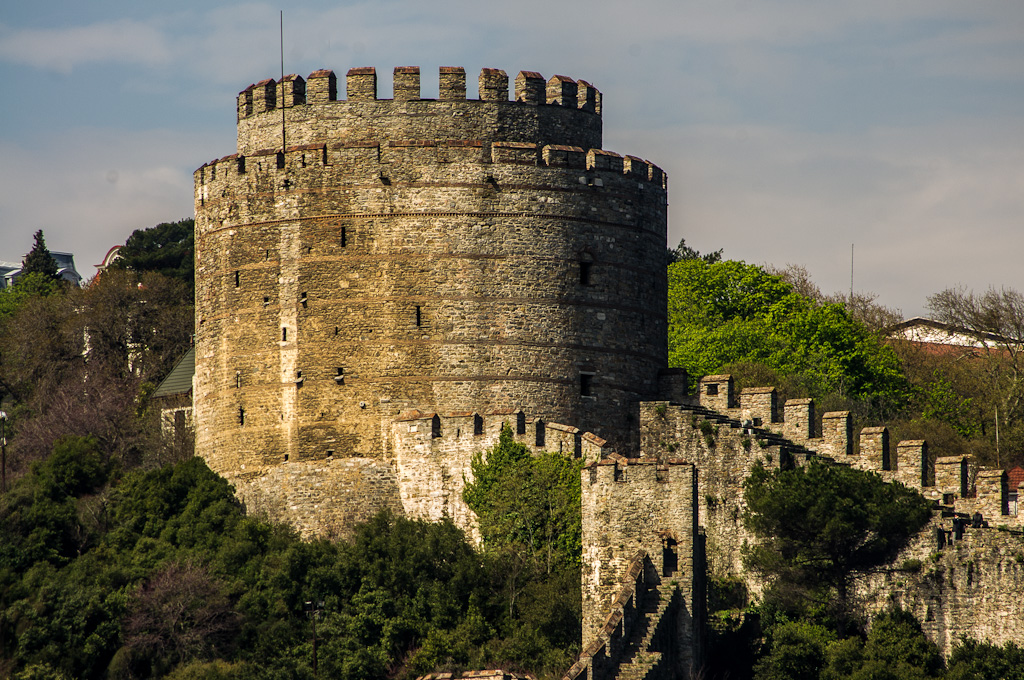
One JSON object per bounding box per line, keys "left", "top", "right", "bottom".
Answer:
{"left": 21, "top": 230, "right": 59, "bottom": 280}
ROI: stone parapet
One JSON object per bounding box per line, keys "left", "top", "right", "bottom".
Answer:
{"left": 195, "top": 65, "right": 668, "bottom": 500}
{"left": 234, "top": 66, "right": 604, "bottom": 156}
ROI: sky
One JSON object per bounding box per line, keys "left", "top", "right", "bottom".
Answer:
{"left": 1, "top": 1, "right": 1022, "bottom": 317}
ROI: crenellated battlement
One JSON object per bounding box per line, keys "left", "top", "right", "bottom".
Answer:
{"left": 194, "top": 63, "right": 669, "bottom": 554}
{"left": 233, "top": 66, "right": 606, "bottom": 156}
{"left": 390, "top": 408, "right": 607, "bottom": 542}
{"left": 236, "top": 66, "right": 602, "bottom": 116}
{"left": 650, "top": 373, "right": 1023, "bottom": 529}
{"left": 194, "top": 138, "right": 667, "bottom": 208}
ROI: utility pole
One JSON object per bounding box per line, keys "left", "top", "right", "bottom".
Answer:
{"left": 305, "top": 598, "right": 325, "bottom": 676}
{"left": 0, "top": 410, "right": 7, "bottom": 493}
{"left": 995, "top": 406, "right": 1000, "bottom": 468}
{"left": 280, "top": 10, "right": 287, "bottom": 154}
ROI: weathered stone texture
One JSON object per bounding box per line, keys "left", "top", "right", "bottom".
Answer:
{"left": 195, "top": 65, "right": 667, "bottom": 540}
{"left": 581, "top": 457, "right": 700, "bottom": 673}
{"left": 859, "top": 519, "right": 1024, "bottom": 657}
{"left": 391, "top": 409, "right": 604, "bottom": 540}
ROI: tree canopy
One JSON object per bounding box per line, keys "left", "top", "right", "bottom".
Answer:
{"left": 743, "top": 461, "right": 933, "bottom": 628}
{"left": 668, "top": 258, "right": 909, "bottom": 409}
{"left": 111, "top": 219, "right": 195, "bottom": 297}
{"left": 20, "top": 230, "right": 59, "bottom": 281}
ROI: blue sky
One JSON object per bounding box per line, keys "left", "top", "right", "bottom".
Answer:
{"left": 1, "top": 1, "right": 1022, "bottom": 316}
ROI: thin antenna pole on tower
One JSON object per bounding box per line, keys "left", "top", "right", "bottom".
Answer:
{"left": 280, "top": 10, "right": 286, "bottom": 154}
{"left": 850, "top": 243, "right": 854, "bottom": 303}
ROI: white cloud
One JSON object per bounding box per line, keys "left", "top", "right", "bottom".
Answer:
{"left": 0, "top": 129, "right": 213, "bottom": 280}
{"left": 620, "top": 117, "right": 1024, "bottom": 316}
{"left": 0, "top": 19, "right": 172, "bottom": 73}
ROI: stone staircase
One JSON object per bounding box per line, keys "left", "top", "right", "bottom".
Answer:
{"left": 612, "top": 580, "right": 673, "bottom": 680}
{"left": 682, "top": 402, "right": 818, "bottom": 464}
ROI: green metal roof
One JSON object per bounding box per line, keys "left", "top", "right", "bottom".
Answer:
{"left": 152, "top": 346, "right": 195, "bottom": 398}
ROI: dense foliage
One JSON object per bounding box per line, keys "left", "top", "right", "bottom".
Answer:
{"left": 0, "top": 268, "right": 193, "bottom": 475}
{"left": 461, "top": 425, "right": 583, "bottom": 669}
{"left": 463, "top": 424, "right": 583, "bottom": 571}
{"left": 743, "top": 461, "right": 932, "bottom": 629}
{"left": 110, "top": 219, "right": 196, "bottom": 297}
{"left": 0, "top": 439, "right": 580, "bottom": 679}
{"left": 667, "top": 258, "right": 908, "bottom": 411}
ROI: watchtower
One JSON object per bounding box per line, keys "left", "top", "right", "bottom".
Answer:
{"left": 192, "top": 66, "right": 669, "bottom": 533}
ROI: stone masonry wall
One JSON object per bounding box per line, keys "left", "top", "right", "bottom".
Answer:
{"left": 858, "top": 518, "right": 1024, "bottom": 657}
{"left": 635, "top": 372, "right": 1024, "bottom": 660}
{"left": 581, "top": 457, "right": 700, "bottom": 672}
{"left": 194, "top": 67, "right": 668, "bottom": 538}
{"left": 391, "top": 408, "right": 605, "bottom": 541}
{"left": 234, "top": 406, "right": 604, "bottom": 540}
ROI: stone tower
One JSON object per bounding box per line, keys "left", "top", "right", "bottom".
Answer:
{"left": 192, "top": 66, "right": 668, "bottom": 534}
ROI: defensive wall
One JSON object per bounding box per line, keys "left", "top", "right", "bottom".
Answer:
{"left": 580, "top": 458, "right": 703, "bottom": 678}
{"left": 858, "top": 517, "right": 1024, "bottom": 657}
{"left": 188, "top": 64, "right": 1024, "bottom": 677}
{"left": 193, "top": 66, "right": 669, "bottom": 534}
{"left": 630, "top": 373, "right": 1024, "bottom": 666}
{"left": 224, "top": 406, "right": 606, "bottom": 539}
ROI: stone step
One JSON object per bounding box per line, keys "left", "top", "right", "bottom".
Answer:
{"left": 616, "top": 651, "right": 662, "bottom": 680}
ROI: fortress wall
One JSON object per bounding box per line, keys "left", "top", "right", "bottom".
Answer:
{"left": 581, "top": 458, "right": 698, "bottom": 667}
{"left": 391, "top": 409, "right": 605, "bottom": 541}
{"left": 227, "top": 456, "right": 404, "bottom": 539}
{"left": 638, "top": 401, "right": 785, "bottom": 584}
{"left": 858, "top": 518, "right": 1024, "bottom": 657}
{"left": 235, "top": 67, "right": 603, "bottom": 156}
{"left": 195, "top": 82, "right": 668, "bottom": 492}
{"left": 639, "top": 376, "right": 1024, "bottom": 643}
{"left": 226, "top": 407, "right": 604, "bottom": 540}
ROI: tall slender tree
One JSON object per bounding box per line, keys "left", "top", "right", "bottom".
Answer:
{"left": 21, "top": 230, "right": 59, "bottom": 280}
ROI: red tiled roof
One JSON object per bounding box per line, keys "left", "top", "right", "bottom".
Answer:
{"left": 1007, "top": 466, "right": 1024, "bottom": 491}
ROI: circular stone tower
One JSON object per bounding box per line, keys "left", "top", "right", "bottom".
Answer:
{"left": 193, "top": 66, "right": 668, "bottom": 534}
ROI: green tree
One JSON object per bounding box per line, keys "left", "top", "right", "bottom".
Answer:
{"left": 20, "top": 231, "right": 58, "bottom": 281}
{"left": 919, "top": 286, "right": 1024, "bottom": 467}
{"left": 463, "top": 424, "right": 583, "bottom": 572}
{"left": 754, "top": 620, "right": 836, "bottom": 680}
{"left": 946, "top": 639, "right": 1024, "bottom": 680}
{"left": 668, "top": 258, "right": 908, "bottom": 412}
{"left": 743, "top": 461, "right": 932, "bottom": 629}
{"left": 666, "top": 237, "right": 723, "bottom": 265}
{"left": 111, "top": 219, "right": 195, "bottom": 296}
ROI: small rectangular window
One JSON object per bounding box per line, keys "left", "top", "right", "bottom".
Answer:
{"left": 580, "top": 262, "right": 593, "bottom": 286}
{"left": 340, "top": 227, "right": 347, "bottom": 247}
{"left": 415, "top": 306, "right": 422, "bottom": 327}
{"left": 238, "top": 407, "right": 245, "bottom": 426}
{"left": 473, "top": 414, "right": 484, "bottom": 436}
{"left": 334, "top": 367, "right": 344, "bottom": 384}
{"left": 235, "top": 371, "right": 241, "bottom": 388}
{"left": 276, "top": 152, "right": 285, "bottom": 169}
{"left": 263, "top": 296, "right": 270, "bottom": 306}
{"left": 300, "top": 292, "right": 308, "bottom": 308}
{"left": 580, "top": 374, "right": 593, "bottom": 396}
{"left": 234, "top": 271, "right": 240, "bottom": 287}
{"left": 282, "top": 327, "right": 288, "bottom": 341}
{"left": 706, "top": 383, "right": 719, "bottom": 396}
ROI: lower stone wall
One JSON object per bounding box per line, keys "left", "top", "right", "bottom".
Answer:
{"left": 858, "top": 518, "right": 1024, "bottom": 656}
{"left": 391, "top": 409, "right": 605, "bottom": 541}
{"left": 222, "top": 408, "right": 604, "bottom": 541}
{"left": 226, "top": 457, "right": 403, "bottom": 539}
